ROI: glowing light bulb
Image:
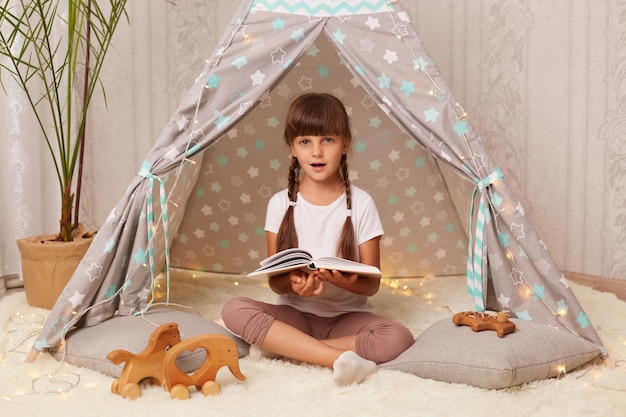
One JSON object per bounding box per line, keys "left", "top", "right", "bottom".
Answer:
{"left": 518, "top": 285, "right": 532, "bottom": 298}
{"left": 28, "top": 370, "right": 42, "bottom": 379}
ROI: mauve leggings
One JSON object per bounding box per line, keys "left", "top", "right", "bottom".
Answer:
{"left": 221, "top": 297, "right": 414, "bottom": 364}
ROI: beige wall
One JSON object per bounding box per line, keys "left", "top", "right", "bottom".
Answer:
{"left": 83, "top": 0, "right": 626, "bottom": 279}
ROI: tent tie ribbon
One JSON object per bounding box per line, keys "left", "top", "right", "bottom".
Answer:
{"left": 139, "top": 166, "right": 172, "bottom": 305}
{"left": 477, "top": 167, "right": 504, "bottom": 191}
{"left": 467, "top": 167, "right": 504, "bottom": 311}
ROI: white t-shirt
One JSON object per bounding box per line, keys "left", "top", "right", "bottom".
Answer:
{"left": 264, "top": 185, "right": 384, "bottom": 317}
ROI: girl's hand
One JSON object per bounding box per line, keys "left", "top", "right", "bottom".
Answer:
{"left": 289, "top": 270, "right": 324, "bottom": 296}
{"left": 316, "top": 269, "right": 358, "bottom": 287}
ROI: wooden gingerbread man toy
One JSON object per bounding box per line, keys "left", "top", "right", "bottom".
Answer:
{"left": 452, "top": 311, "right": 516, "bottom": 338}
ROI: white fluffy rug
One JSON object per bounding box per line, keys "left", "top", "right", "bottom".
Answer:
{"left": 1, "top": 271, "right": 625, "bottom": 417}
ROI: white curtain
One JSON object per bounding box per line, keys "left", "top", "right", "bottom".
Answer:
{"left": 0, "top": 75, "right": 61, "bottom": 286}
{"left": 1, "top": 0, "right": 66, "bottom": 287}
{"left": 0, "top": 77, "right": 50, "bottom": 282}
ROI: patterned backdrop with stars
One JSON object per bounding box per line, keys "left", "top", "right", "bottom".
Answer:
{"left": 168, "top": 34, "right": 471, "bottom": 278}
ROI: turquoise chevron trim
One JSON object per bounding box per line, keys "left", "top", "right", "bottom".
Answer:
{"left": 252, "top": 0, "right": 392, "bottom": 16}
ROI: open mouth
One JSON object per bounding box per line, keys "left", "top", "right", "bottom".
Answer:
{"left": 311, "top": 163, "right": 326, "bottom": 169}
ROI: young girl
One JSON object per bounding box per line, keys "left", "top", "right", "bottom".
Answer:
{"left": 221, "top": 93, "right": 414, "bottom": 386}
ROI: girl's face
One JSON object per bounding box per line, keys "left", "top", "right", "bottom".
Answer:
{"left": 291, "top": 134, "right": 347, "bottom": 185}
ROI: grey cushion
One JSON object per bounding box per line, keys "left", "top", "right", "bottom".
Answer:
{"left": 379, "top": 317, "right": 601, "bottom": 389}
{"left": 51, "top": 308, "right": 249, "bottom": 377}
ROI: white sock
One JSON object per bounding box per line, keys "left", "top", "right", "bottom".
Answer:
{"left": 332, "top": 351, "right": 378, "bottom": 387}
{"left": 248, "top": 344, "right": 281, "bottom": 362}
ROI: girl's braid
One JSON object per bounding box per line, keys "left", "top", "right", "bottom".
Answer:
{"left": 276, "top": 157, "right": 300, "bottom": 251}
{"left": 340, "top": 155, "right": 352, "bottom": 210}
{"left": 337, "top": 155, "right": 357, "bottom": 260}
{"left": 287, "top": 157, "right": 300, "bottom": 202}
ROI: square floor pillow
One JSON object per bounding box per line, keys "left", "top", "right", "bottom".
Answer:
{"left": 379, "top": 317, "right": 601, "bottom": 389}
{"left": 51, "top": 308, "right": 249, "bottom": 377}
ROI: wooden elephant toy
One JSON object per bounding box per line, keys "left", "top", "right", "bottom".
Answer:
{"left": 163, "top": 333, "right": 246, "bottom": 400}
{"left": 107, "top": 322, "right": 246, "bottom": 400}
{"left": 107, "top": 322, "right": 181, "bottom": 399}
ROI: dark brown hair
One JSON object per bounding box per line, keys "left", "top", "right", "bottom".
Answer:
{"left": 275, "top": 93, "right": 357, "bottom": 261}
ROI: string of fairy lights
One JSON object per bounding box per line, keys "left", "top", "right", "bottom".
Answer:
{"left": 381, "top": 0, "right": 589, "bottom": 338}
{"left": 15, "top": 0, "right": 257, "bottom": 353}
{"left": 0, "top": 5, "right": 260, "bottom": 400}
{"left": 133, "top": 0, "right": 256, "bottom": 308}
{"left": 2, "top": 273, "right": 625, "bottom": 400}
{"left": 1, "top": 312, "right": 80, "bottom": 399}
{"left": 2, "top": 0, "right": 622, "bottom": 400}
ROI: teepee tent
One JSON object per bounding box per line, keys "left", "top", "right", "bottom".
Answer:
{"left": 31, "top": 0, "right": 608, "bottom": 360}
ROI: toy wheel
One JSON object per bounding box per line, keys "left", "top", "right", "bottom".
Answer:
{"left": 111, "top": 379, "right": 119, "bottom": 394}
{"left": 121, "top": 382, "right": 141, "bottom": 400}
{"left": 201, "top": 381, "right": 221, "bottom": 397}
{"left": 170, "top": 384, "right": 190, "bottom": 400}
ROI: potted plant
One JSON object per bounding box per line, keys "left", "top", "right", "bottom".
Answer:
{"left": 0, "top": 0, "right": 128, "bottom": 308}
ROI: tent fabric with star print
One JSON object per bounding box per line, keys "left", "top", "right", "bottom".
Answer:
{"left": 31, "top": 0, "right": 608, "bottom": 359}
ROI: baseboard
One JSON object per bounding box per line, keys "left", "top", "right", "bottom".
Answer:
{"left": 0, "top": 273, "right": 23, "bottom": 289}
{"left": 564, "top": 271, "right": 626, "bottom": 302}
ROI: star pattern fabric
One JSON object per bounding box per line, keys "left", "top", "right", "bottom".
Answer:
{"left": 32, "top": 0, "right": 607, "bottom": 359}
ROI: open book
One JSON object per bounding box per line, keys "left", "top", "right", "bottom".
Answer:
{"left": 247, "top": 248, "right": 382, "bottom": 279}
